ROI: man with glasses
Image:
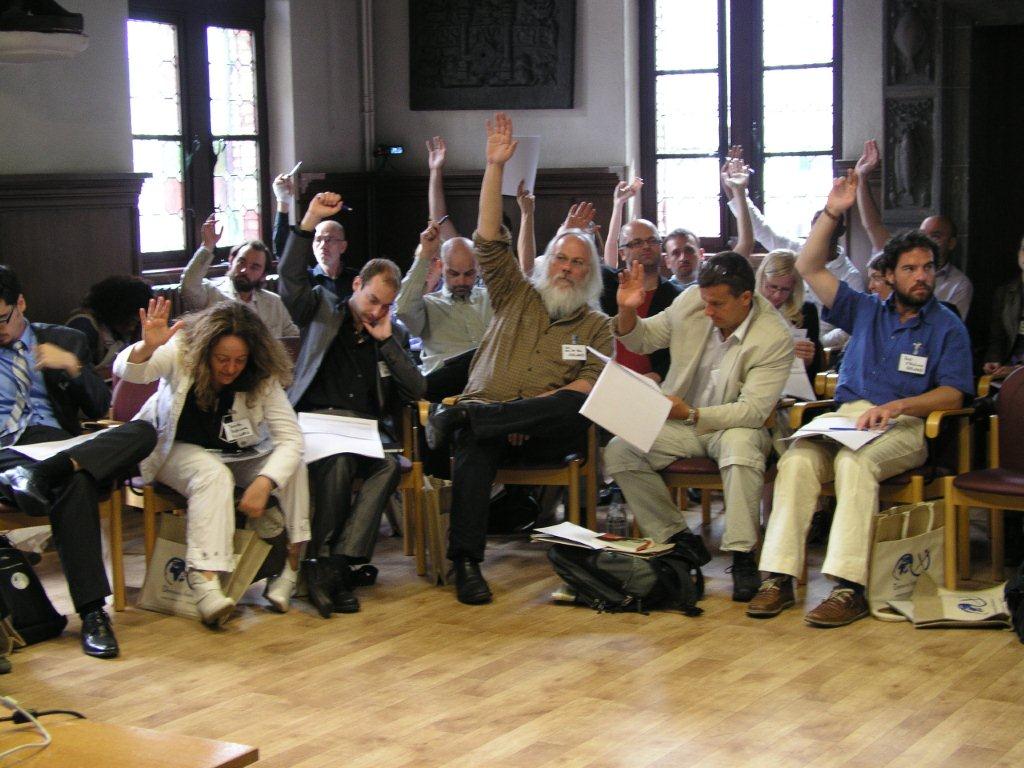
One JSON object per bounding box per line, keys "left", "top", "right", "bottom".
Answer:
{"left": 179, "top": 213, "right": 299, "bottom": 338}
{"left": 0, "top": 266, "right": 157, "bottom": 658}
{"left": 309, "top": 219, "right": 358, "bottom": 297}
{"left": 425, "top": 113, "right": 612, "bottom": 606}
{"left": 603, "top": 251, "right": 794, "bottom": 602}
{"left": 598, "top": 219, "right": 681, "bottom": 384}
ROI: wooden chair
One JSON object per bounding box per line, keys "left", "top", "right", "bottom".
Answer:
{"left": 943, "top": 367, "right": 1024, "bottom": 588}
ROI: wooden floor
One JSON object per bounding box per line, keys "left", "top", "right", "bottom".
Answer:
{"left": 5, "top": 503, "right": 1024, "bottom": 768}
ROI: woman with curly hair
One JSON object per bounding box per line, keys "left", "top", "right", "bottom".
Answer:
{"left": 66, "top": 275, "right": 153, "bottom": 376}
{"left": 113, "top": 299, "right": 310, "bottom": 626}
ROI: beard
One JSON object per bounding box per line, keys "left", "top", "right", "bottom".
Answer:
{"left": 531, "top": 272, "right": 590, "bottom": 320}
{"left": 231, "top": 275, "right": 258, "bottom": 293}
{"left": 894, "top": 282, "right": 933, "bottom": 308}
{"left": 445, "top": 284, "right": 473, "bottom": 301}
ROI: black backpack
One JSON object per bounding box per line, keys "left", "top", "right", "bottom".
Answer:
{"left": 547, "top": 544, "right": 705, "bottom": 616}
{"left": 0, "top": 536, "right": 67, "bottom": 645}
{"left": 1006, "top": 561, "right": 1024, "bottom": 643}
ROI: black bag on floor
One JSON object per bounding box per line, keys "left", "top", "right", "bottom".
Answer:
{"left": 0, "top": 537, "right": 67, "bottom": 645}
{"left": 547, "top": 544, "right": 704, "bottom": 616}
{"left": 1005, "top": 561, "right": 1024, "bottom": 643}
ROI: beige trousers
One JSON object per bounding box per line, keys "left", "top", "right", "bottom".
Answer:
{"left": 759, "top": 400, "right": 926, "bottom": 585}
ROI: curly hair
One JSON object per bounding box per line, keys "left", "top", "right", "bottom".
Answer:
{"left": 755, "top": 249, "right": 805, "bottom": 327}
{"left": 875, "top": 230, "right": 940, "bottom": 274}
{"left": 82, "top": 276, "right": 153, "bottom": 329}
{"left": 181, "top": 302, "right": 293, "bottom": 411}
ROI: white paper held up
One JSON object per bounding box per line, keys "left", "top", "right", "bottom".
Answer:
{"left": 298, "top": 412, "right": 385, "bottom": 462}
{"left": 579, "top": 347, "right": 671, "bottom": 453}
{"left": 501, "top": 135, "right": 541, "bottom": 197}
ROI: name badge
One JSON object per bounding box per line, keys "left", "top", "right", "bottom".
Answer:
{"left": 562, "top": 344, "right": 587, "bottom": 361}
{"left": 221, "top": 417, "right": 256, "bottom": 443}
{"left": 378, "top": 361, "right": 392, "bottom": 378}
{"left": 898, "top": 353, "right": 928, "bottom": 375}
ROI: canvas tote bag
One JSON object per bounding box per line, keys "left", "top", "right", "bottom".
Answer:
{"left": 868, "top": 500, "right": 945, "bottom": 621}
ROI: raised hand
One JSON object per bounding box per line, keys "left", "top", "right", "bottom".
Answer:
{"left": 613, "top": 177, "right": 643, "bottom": 204}
{"left": 855, "top": 139, "right": 880, "bottom": 178}
{"left": 272, "top": 173, "right": 294, "bottom": 202}
{"left": 418, "top": 220, "right": 441, "bottom": 260}
{"left": 426, "top": 136, "right": 447, "bottom": 171}
{"left": 564, "top": 201, "right": 596, "bottom": 231}
{"left": 138, "top": 297, "right": 184, "bottom": 351}
{"left": 200, "top": 213, "right": 223, "bottom": 251}
{"left": 721, "top": 156, "right": 752, "bottom": 191}
{"left": 719, "top": 145, "right": 744, "bottom": 200}
{"left": 306, "top": 192, "right": 344, "bottom": 223}
{"left": 485, "top": 112, "right": 518, "bottom": 166}
{"left": 616, "top": 261, "right": 646, "bottom": 310}
{"left": 826, "top": 170, "right": 859, "bottom": 214}
{"left": 516, "top": 179, "right": 535, "bottom": 215}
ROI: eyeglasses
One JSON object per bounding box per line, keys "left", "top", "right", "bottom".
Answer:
{"left": 622, "top": 236, "right": 662, "bottom": 250}
{"left": 314, "top": 236, "right": 345, "bottom": 245}
{"left": 0, "top": 306, "right": 16, "bottom": 326}
{"left": 699, "top": 260, "right": 743, "bottom": 281}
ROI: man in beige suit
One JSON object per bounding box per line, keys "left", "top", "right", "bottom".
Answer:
{"left": 603, "top": 252, "right": 794, "bottom": 601}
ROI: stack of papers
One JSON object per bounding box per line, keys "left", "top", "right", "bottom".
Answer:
{"left": 298, "top": 412, "right": 385, "bottom": 462}
{"left": 531, "top": 521, "right": 675, "bottom": 556}
{"left": 781, "top": 414, "right": 891, "bottom": 451}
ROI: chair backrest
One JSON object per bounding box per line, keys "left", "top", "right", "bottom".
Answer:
{"left": 111, "top": 379, "right": 158, "bottom": 422}
{"left": 998, "top": 367, "right": 1024, "bottom": 471}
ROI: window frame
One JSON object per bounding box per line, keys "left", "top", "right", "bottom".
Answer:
{"left": 639, "top": 0, "right": 843, "bottom": 251}
{"left": 128, "top": 0, "right": 270, "bottom": 275}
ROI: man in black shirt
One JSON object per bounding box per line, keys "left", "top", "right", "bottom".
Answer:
{"left": 279, "top": 193, "right": 425, "bottom": 615}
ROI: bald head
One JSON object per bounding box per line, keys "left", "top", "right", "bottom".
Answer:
{"left": 440, "top": 237, "right": 477, "bottom": 299}
{"left": 619, "top": 219, "right": 663, "bottom": 272}
{"left": 920, "top": 215, "right": 957, "bottom": 266}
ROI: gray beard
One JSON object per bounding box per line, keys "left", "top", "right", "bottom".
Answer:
{"left": 532, "top": 277, "right": 588, "bottom": 320}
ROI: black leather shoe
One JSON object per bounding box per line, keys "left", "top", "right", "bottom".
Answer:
{"left": 328, "top": 555, "right": 360, "bottom": 613}
{"left": 80, "top": 608, "right": 119, "bottom": 659}
{"left": 0, "top": 466, "right": 52, "bottom": 518}
{"left": 303, "top": 558, "right": 337, "bottom": 619}
{"left": 452, "top": 558, "right": 492, "bottom": 605}
{"left": 729, "top": 550, "right": 762, "bottom": 603}
{"left": 669, "top": 529, "right": 711, "bottom": 567}
{"left": 425, "top": 403, "right": 470, "bottom": 450}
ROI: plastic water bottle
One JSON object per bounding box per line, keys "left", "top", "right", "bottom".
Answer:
{"left": 605, "top": 491, "right": 629, "bottom": 538}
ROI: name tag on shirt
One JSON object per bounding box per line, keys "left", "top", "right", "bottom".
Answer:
{"left": 221, "top": 417, "right": 256, "bottom": 443}
{"left": 898, "top": 353, "right": 928, "bottom": 375}
{"left": 378, "top": 361, "right": 392, "bottom": 378}
{"left": 562, "top": 344, "right": 587, "bottom": 361}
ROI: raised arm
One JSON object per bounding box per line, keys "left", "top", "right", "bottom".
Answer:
{"left": 180, "top": 213, "right": 221, "bottom": 310}
{"left": 854, "top": 140, "right": 890, "bottom": 252}
{"left": 603, "top": 178, "right": 643, "bottom": 268}
{"left": 394, "top": 222, "right": 441, "bottom": 337}
{"left": 272, "top": 172, "right": 295, "bottom": 258}
{"left": 516, "top": 179, "right": 537, "bottom": 275}
{"left": 279, "top": 192, "right": 344, "bottom": 325}
{"left": 478, "top": 113, "right": 517, "bottom": 241}
{"left": 427, "top": 136, "right": 460, "bottom": 240}
{"left": 796, "top": 171, "right": 858, "bottom": 309}
{"left": 722, "top": 157, "right": 754, "bottom": 259}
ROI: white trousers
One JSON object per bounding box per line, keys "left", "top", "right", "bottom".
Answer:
{"left": 155, "top": 442, "right": 311, "bottom": 572}
{"left": 759, "top": 401, "right": 926, "bottom": 585}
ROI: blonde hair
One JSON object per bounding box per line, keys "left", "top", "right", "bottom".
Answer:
{"left": 755, "top": 249, "right": 804, "bottom": 327}
{"left": 182, "top": 303, "right": 294, "bottom": 411}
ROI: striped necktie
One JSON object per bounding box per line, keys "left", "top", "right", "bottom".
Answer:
{"left": 1, "top": 341, "right": 32, "bottom": 446}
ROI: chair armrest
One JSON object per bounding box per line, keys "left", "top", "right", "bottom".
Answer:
{"left": 417, "top": 400, "right": 431, "bottom": 428}
{"left": 923, "top": 408, "right": 974, "bottom": 439}
{"left": 789, "top": 399, "right": 836, "bottom": 430}
{"left": 977, "top": 375, "right": 993, "bottom": 398}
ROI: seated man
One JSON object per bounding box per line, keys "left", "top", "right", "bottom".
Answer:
{"left": 0, "top": 265, "right": 157, "bottom": 658}
{"left": 279, "top": 197, "right": 425, "bottom": 616}
{"left": 425, "top": 113, "right": 612, "bottom": 605}
{"left": 603, "top": 252, "right": 794, "bottom": 601}
{"left": 751, "top": 171, "right": 974, "bottom": 627}
{"left": 181, "top": 213, "right": 299, "bottom": 338}
{"left": 394, "top": 225, "right": 492, "bottom": 390}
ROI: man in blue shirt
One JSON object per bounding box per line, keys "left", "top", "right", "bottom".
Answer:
{"left": 749, "top": 171, "right": 974, "bottom": 627}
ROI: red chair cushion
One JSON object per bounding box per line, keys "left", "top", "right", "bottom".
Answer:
{"left": 953, "top": 468, "right": 1024, "bottom": 497}
{"left": 662, "top": 457, "right": 719, "bottom": 475}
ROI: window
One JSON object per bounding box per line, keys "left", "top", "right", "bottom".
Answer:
{"left": 127, "top": 0, "right": 269, "bottom": 273}
{"left": 640, "top": 0, "right": 841, "bottom": 248}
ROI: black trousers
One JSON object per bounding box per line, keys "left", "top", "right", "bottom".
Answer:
{"left": 447, "top": 390, "right": 590, "bottom": 562}
{"left": 0, "top": 421, "right": 157, "bottom": 612}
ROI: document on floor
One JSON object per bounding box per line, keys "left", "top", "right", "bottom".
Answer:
{"left": 783, "top": 328, "right": 816, "bottom": 401}
{"left": 531, "top": 521, "right": 676, "bottom": 556}
{"left": 579, "top": 347, "right": 671, "bottom": 453}
{"left": 781, "top": 414, "right": 891, "bottom": 451}
{"left": 299, "top": 412, "right": 385, "bottom": 461}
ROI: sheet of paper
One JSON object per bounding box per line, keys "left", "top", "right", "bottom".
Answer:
{"left": 298, "top": 412, "right": 384, "bottom": 462}
{"left": 532, "top": 521, "right": 604, "bottom": 549}
{"left": 9, "top": 429, "right": 107, "bottom": 462}
{"left": 501, "top": 135, "right": 541, "bottom": 197}
{"left": 580, "top": 347, "right": 671, "bottom": 453}
{"left": 782, "top": 358, "right": 816, "bottom": 401}
{"left": 781, "top": 414, "right": 889, "bottom": 451}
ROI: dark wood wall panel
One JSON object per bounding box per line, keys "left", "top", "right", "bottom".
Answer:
{"left": 0, "top": 174, "right": 146, "bottom": 324}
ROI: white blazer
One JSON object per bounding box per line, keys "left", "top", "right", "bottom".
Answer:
{"left": 112, "top": 336, "right": 303, "bottom": 486}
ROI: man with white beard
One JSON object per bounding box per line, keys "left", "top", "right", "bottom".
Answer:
{"left": 425, "top": 113, "right": 613, "bottom": 605}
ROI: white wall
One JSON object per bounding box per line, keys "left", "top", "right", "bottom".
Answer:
{"left": 842, "top": 0, "right": 884, "bottom": 158}
{"left": 0, "top": 0, "right": 132, "bottom": 174}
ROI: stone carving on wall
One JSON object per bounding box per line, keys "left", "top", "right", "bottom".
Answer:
{"left": 409, "top": 0, "right": 575, "bottom": 110}
{"left": 885, "top": 98, "right": 933, "bottom": 210}
{"left": 886, "top": 0, "right": 934, "bottom": 85}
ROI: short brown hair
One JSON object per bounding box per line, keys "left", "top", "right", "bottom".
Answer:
{"left": 359, "top": 258, "right": 401, "bottom": 291}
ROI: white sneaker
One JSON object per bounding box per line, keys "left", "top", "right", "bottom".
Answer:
{"left": 264, "top": 563, "right": 298, "bottom": 613}
{"left": 187, "top": 571, "right": 235, "bottom": 627}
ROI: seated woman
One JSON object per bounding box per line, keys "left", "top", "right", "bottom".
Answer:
{"left": 113, "top": 299, "right": 311, "bottom": 626}
{"left": 66, "top": 275, "right": 153, "bottom": 379}
{"left": 755, "top": 249, "right": 823, "bottom": 383}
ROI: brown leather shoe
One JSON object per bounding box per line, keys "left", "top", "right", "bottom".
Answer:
{"left": 746, "top": 575, "right": 795, "bottom": 618}
{"left": 804, "top": 587, "right": 869, "bottom": 627}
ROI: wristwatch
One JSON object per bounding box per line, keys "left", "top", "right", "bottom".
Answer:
{"left": 683, "top": 407, "right": 699, "bottom": 427}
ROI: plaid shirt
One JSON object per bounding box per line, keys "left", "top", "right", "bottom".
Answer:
{"left": 461, "top": 228, "right": 612, "bottom": 402}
